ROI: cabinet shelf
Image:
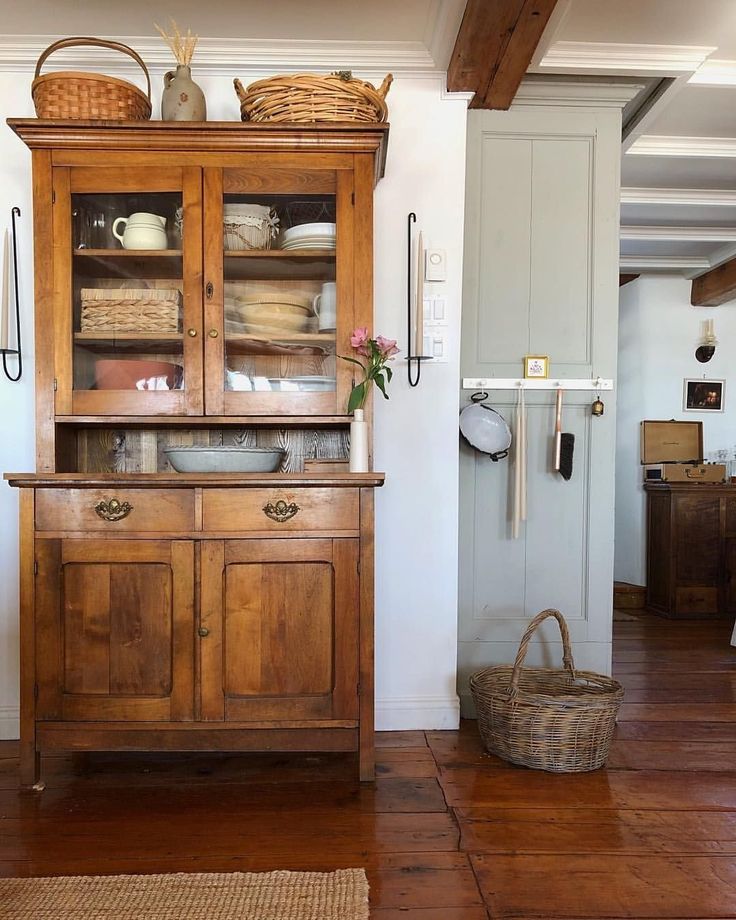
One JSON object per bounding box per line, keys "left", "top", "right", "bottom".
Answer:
{"left": 226, "top": 332, "right": 335, "bottom": 355}
{"left": 74, "top": 332, "right": 183, "bottom": 354}
{"left": 73, "top": 249, "right": 183, "bottom": 280}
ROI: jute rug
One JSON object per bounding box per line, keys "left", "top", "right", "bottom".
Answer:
{"left": 0, "top": 869, "right": 369, "bottom": 919}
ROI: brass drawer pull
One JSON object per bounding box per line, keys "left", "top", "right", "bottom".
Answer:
{"left": 94, "top": 498, "right": 133, "bottom": 522}
{"left": 198, "top": 627, "right": 209, "bottom": 638}
{"left": 263, "top": 500, "right": 299, "bottom": 523}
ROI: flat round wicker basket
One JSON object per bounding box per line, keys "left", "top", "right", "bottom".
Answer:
{"left": 470, "top": 609, "right": 624, "bottom": 773}
{"left": 32, "top": 37, "right": 152, "bottom": 120}
{"left": 234, "top": 71, "right": 392, "bottom": 124}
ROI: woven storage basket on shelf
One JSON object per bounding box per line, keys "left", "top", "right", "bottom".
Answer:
{"left": 234, "top": 71, "right": 392, "bottom": 124}
{"left": 32, "top": 37, "right": 152, "bottom": 120}
{"left": 470, "top": 609, "right": 624, "bottom": 773}
{"left": 80, "top": 289, "right": 181, "bottom": 333}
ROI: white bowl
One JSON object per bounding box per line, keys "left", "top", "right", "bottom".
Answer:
{"left": 281, "top": 222, "right": 336, "bottom": 242}
{"left": 164, "top": 446, "right": 285, "bottom": 473}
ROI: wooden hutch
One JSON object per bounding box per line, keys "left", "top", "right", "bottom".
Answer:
{"left": 5, "top": 119, "right": 387, "bottom": 788}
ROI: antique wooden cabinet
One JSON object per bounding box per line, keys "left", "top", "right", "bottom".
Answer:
{"left": 6, "top": 119, "right": 388, "bottom": 788}
{"left": 645, "top": 483, "right": 736, "bottom": 619}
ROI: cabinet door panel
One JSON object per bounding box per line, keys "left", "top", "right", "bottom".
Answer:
{"left": 224, "top": 562, "right": 333, "bottom": 697}
{"left": 675, "top": 496, "right": 721, "bottom": 583}
{"left": 37, "top": 539, "right": 194, "bottom": 721}
{"left": 200, "top": 538, "right": 359, "bottom": 722}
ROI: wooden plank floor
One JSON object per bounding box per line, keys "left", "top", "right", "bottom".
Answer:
{"left": 0, "top": 614, "right": 734, "bottom": 918}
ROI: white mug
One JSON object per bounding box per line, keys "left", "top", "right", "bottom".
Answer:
{"left": 313, "top": 282, "right": 337, "bottom": 332}
{"left": 113, "top": 213, "right": 168, "bottom": 250}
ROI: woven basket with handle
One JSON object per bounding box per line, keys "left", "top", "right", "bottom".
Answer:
{"left": 32, "top": 37, "right": 152, "bottom": 120}
{"left": 234, "top": 71, "right": 392, "bottom": 124}
{"left": 470, "top": 609, "right": 624, "bottom": 773}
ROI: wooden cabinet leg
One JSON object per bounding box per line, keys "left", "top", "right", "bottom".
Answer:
{"left": 19, "top": 744, "right": 43, "bottom": 791}
{"left": 359, "top": 723, "right": 375, "bottom": 782}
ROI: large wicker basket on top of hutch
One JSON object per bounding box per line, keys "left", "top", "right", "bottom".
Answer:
{"left": 5, "top": 119, "right": 388, "bottom": 789}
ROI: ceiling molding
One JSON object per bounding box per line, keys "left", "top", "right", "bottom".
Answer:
{"left": 0, "top": 34, "right": 439, "bottom": 77}
{"left": 513, "top": 78, "right": 644, "bottom": 109}
{"left": 619, "top": 255, "right": 712, "bottom": 272}
{"left": 702, "top": 241, "right": 736, "bottom": 271}
{"left": 688, "top": 59, "right": 736, "bottom": 86}
{"left": 537, "top": 41, "right": 716, "bottom": 76}
{"left": 626, "top": 136, "right": 736, "bottom": 158}
{"left": 620, "top": 225, "right": 736, "bottom": 242}
{"left": 621, "top": 187, "right": 736, "bottom": 207}
{"left": 424, "top": 0, "right": 467, "bottom": 70}
{"left": 530, "top": 0, "right": 572, "bottom": 68}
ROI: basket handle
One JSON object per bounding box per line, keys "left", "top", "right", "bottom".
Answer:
{"left": 377, "top": 73, "right": 393, "bottom": 100}
{"left": 34, "top": 37, "right": 151, "bottom": 102}
{"left": 508, "top": 608, "right": 576, "bottom": 697}
{"left": 234, "top": 78, "right": 247, "bottom": 104}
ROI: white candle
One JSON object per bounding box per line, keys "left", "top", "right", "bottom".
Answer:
{"left": 0, "top": 229, "right": 8, "bottom": 351}
{"left": 415, "top": 230, "right": 424, "bottom": 356}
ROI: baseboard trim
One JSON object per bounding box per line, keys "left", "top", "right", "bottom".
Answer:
{"left": 0, "top": 706, "right": 19, "bottom": 741}
{"left": 0, "top": 699, "right": 462, "bottom": 739}
{"left": 375, "top": 695, "right": 460, "bottom": 731}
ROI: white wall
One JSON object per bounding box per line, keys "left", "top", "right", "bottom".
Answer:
{"left": 0, "top": 61, "right": 467, "bottom": 737}
{"left": 615, "top": 274, "right": 736, "bottom": 586}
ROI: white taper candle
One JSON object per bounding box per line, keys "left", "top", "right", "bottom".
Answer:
{"left": 0, "top": 229, "right": 9, "bottom": 351}
{"left": 415, "top": 231, "right": 424, "bottom": 356}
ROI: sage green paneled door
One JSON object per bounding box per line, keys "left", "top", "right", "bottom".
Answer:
{"left": 458, "top": 90, "right": 632, "bottom": 714}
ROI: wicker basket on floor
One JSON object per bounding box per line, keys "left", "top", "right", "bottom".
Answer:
{"left": 80, "top": 288, "right": 181, "bottom": 333}
{"left": 470, "top": 609, "right": 624, "bottom": 773}
{"left": 32, "top": 37, "right": 152, "bottom": 120}
{"left": 234, "top": 71, "right": 392, "bottom": 124}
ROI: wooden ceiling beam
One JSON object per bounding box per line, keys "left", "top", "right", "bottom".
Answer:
{"left": 447, "top": 0, "right": 560, "bottom": 110}
{"left": 691, "top": 258, "right": 736, "bottom": 306}
{"left": 619, "top": 273, "right": 640, "bottom": 287}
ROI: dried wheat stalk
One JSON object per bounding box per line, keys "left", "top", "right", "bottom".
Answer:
{"left": 155, "top": 19, "right": 198, "bottom": 67}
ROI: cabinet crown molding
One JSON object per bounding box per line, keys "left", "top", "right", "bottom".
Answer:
{"left": 513, "top": 78, "right": 645, "bottom": 109}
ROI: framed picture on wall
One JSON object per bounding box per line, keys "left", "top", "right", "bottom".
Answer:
{"left": 523, "top": 355, "right": 549, "bottom": 379}
{"left": 683, "top": 378, "right": 725, "bottom": 412}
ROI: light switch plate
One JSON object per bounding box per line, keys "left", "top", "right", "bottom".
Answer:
{"left": 425, "top": 248, "right": 447, "bottom": 282}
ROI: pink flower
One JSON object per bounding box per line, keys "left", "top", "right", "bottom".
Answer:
{"left": 375, "top": 335, "right": 399, "bottom": 358}
{"left": 350, "top": 326, "right": 371, "bottom": 357}
{"left": 350, "top": 327, "right": 369, "bottom": 348}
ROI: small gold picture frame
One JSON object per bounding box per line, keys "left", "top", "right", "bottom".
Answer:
{"left": 523, "top": 355, "right": 549, "bottom": 379}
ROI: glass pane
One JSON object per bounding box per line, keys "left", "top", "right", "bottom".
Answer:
{"left": 223, "top": 193, "right": 337, "bottom": 395}
{"left": 71, "top": 193, "right": 185, "bottom": 393}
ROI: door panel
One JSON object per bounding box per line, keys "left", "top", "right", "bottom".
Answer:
{"left": 200, "top": 538, "right": 359, "bottom": 722}
{"left": 202, "top": 163, "right": 355, "bottom": 417}
{"left": 36, "top": 539, "right": 194, "bottom": 721}
{"left": 53, "top": 164, "right": 203, "bottom": 417}
{"left": 224, "top": 562, "right": 333, "bottom": 697}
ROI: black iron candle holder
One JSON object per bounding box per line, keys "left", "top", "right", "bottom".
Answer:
{"left": 406, "top": 212, "right": 432, "bottom": 387}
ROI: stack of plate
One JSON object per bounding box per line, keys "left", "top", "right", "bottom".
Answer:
{"left": 224, "top": 291, "right": 315, "bottom": 335}
{"left": 280, "top": 222, "right": 336, "bottom": 251}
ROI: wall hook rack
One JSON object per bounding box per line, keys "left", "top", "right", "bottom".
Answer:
{"left": 406, "top": 212, "right": 432, "bottom": 387}
{"left": 1, "top": 207, "right": 22, "bottom": 382}
{"left": 462, "top": 376, "right": 614, "bottom": 391}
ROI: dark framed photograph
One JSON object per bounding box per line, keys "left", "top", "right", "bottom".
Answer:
{"left": 683, "top": 378, "right": 725, "bottom": 412}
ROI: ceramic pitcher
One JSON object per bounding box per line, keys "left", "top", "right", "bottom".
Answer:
{"left": 161, "top": 65, "right": 207, "bottom": 121}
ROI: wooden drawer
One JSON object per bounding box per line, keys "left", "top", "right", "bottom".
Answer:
{"left": 675, "top": 586, "right": 719, "bottom": 616}
{"left": 35, "top": 489, "right": 195, "bottom": 532}
{"left": 202, "top": 488, "right": 359, "bottom": 533}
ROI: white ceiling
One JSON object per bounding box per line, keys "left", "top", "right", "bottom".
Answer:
{"left": 534, "top": 0, "right": 736, "bottom": 277}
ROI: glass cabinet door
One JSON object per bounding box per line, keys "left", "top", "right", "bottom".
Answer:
{"left": 54, "top": 166, "right": 202, "bottom": 417}
{"left": 203, "top": 166, "right": 354, "bottom": 417}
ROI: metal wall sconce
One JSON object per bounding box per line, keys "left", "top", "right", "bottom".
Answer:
{"left": 695, "top": 319, "right": 717, "bottom": 364}
{"left": 406, "top": 212, "right": 432, "bottom": 387}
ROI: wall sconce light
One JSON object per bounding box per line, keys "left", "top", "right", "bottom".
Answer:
{"left": 695, "top": 318, "right": 717, "bottom": 363}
